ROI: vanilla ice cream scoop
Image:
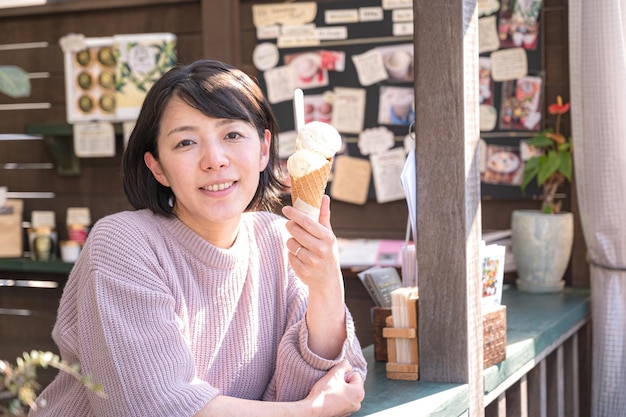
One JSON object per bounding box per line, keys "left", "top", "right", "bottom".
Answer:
{"left": 295, "top": 121, "right": 342, "bottom": 159}
{"left": 287, "top": 149, "right": 329, "bottom": 179}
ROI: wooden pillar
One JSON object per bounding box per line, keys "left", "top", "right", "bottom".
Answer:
{"left": 414, "top": 0, "right": 483, "bottom": 414}
{"left": 200, "top": 0, "right": 240, "bottom": 66}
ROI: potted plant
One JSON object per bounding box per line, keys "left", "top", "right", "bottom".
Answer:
{"left": 520, "top": 95, "right": 573, "bottom": 213}
{"left": 512, "top": 95, "right": 575, "bottom": 293}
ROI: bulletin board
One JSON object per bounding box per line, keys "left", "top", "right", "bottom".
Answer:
{"left": 252, "top": 0, "right": 545, "bottom": 204}
{"left": 252, "top": 0, "right": 415, "bottom": 205}
{"left": 477, "top": 0, "right": 544, "bottom": 200}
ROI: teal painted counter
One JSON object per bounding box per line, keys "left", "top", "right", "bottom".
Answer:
{"left": 0, "top": 257, "right": 74, "bottom": 275}
{"left": 354, "top": 286, "right": 590, "bottom": 416}
{"left": 483, "top": 286, "right": 590, "bottom": 397}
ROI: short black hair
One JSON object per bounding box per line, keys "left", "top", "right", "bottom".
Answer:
{"left": 122, "top": 59, "right": 287, "bottom": 216}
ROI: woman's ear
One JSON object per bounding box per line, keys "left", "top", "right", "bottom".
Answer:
{"left": 144, "top": 151, "right": 171, "bottom": 187}
{"left": 259, "top": 129, "right": 271, "bottom": 171}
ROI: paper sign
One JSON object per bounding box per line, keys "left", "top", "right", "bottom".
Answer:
{"left": 31, "top": 210, "right": 56, "bottom": 228}
{"left": 490, "top": 47, "right": 527, "bottom": 81}
{"left": 324, "top": 9, "right": 359, "bottom": 24}
{"left": 66, "top": 207, "right": 91, "bottom": 226}
{"left": 263, "top": 66, "right": 296, "bottom": 104}
{"left": 351, "top": 49, "right": 388, "bottom": 86}
{"left": 478, "top": 0, "right": 500, "bottom": 16}
{"left": 114, "top": 33, "right": 177, "bottom": 121}
{"left": 358, "top": 126, "right": 395, "bottom": 156}
{"left": 252, "top": 2, "right": 317, "bottom": 27}
{"left": 331, "top": 87, "right": 366, "bottom": 134}
{"left": 382, "top": 0, "right": 413, "bottom": 9}
{"left": 401, "top": 147, "right": 416, "bottom": 241}
{"left": 370, "top": 147, "right": 407, "bottom": 203}
{"left": 393, "top": 22, "right": 413, "bottom": 37}
{"left": 253, "top": 42, "right": 280, "bottom": 71}
{"left": 479, "top": 15, "right": 500, "bottom": 54}
{"left": 73, "top": 122, "right": 115, "bottom": 158}
{"left": 480, "top": 105, "right": 498, "bottom": 131}
{"left": 481, "top": 242, "right": 506, "bottom": 307}
{"left": 392, "top": 8, "right": 413, "bottom": 22}
{"left": 256, "top": 25, "right": 280, "bottom": 40}
{"left": 359, "top": 7, "right": 384, "bottom": 22}
{"left": 330, "top": 155, "right": 371, "bottom": 205}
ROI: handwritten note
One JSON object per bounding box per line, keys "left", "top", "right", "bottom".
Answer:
{"left": 351, "top": 49, "right": 388, "bottom": 86}
{"left": 332, "top": 87, "right": 366, "bottom": 134}
{"left": 490, "top": 48, "right": 527, "bottom": 81}
{"left": 252, "top": 2, "right": 317, "bottom": 27}
{"left": 479, "top": 16, "right": 500, "bottom": 54}
{"left": 330, "top": 155, "right": 372, "bottom": 205}
{"left": 370, "top": 147, "right": 407, "bottom": 203}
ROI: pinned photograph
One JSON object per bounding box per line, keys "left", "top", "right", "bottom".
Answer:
{"left": 378, "top": 86, "right": 415, "bottom": 126}
{"left": 498, "top": 0, "right": 541, "bottom": 51}
{"left": 302, "top": 93, "right": 333, "bottom": 124}
{"left": 285, "top": 51, "right": 329, "bottom": 89}
{"left": 479, "top": 57, "right": 494, "bottom": 106}
{"left": 499, "top": 76, "right": 542, "bottom": 131}
{"left": 379, "top": 44, "right": 414, "bottom": 82}
{"left": 481, "top": 144, "right": 524, "bottom": 186}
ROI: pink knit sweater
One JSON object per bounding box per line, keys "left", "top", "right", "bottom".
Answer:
{"left": 31, "top": 210, "right": 366, "bottom": 417}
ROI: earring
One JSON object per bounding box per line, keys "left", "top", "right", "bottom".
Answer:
{"left": 168, "top": 196, "right": 174, "bottom": 207}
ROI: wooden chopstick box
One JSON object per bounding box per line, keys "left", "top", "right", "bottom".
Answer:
{"left": 482, "top": 304, "right": 507, "bottom": 369}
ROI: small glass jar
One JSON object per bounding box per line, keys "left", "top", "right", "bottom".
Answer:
{"left": 33, "top": 227, "right": 53, "bottom": 261}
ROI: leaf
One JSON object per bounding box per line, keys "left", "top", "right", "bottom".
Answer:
{"left": 521, "top": 158, "right": 539, "bottom": 191}
{"left": 559, "top": 150, "right": 572, "bottom": 181}
{"left": 537, "top": 151, "right": 560, "bottom": 185}
{"left": 526, "top": 132, "right": 553, "bottom": 148}
{"left": 0, "top": 66, "right": 31, "bottom": 98}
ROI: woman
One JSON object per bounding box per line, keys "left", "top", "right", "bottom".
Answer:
{"left": 31, "top": 60, "right": 366, "bottom": 417}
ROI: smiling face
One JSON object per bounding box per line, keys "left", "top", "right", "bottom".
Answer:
{"left": 144, "top": 97, "right": 270, "bottom": 247}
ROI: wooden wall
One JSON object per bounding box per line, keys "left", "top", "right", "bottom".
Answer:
{"left": 0, "top": 0, "right": 585, "bottom": 272}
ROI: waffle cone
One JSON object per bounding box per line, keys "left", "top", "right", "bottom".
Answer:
{"left": 290, "top": 160, "right": 332, "bottom": 217}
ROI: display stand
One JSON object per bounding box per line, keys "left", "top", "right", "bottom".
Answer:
{"left": 382, "top": 293, "right": 419, "bottom": 381}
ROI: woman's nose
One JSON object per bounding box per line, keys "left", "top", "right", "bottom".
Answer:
{"left": 200, "top": 144, "right": 229, "bottom": 170}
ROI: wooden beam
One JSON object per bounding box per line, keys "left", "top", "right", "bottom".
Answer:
{"left": 200, "top": 0, "right": 240, "bottom": 66}
{"left": 414, "top": 0, "right": 483, "bottom": 413}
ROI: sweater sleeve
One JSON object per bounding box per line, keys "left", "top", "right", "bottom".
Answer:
{"left": 263, "top": 278, "right": 368, "bottom": 402}
{"left": 54, "top": 218, "right": 217, "bottom": 417}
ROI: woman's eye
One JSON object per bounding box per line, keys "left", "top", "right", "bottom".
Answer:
{"left": 176, "top": 139, "right": 195, "bottom": 148}
{"left": 225, "top": 132, "right": 243, "bottom": 140}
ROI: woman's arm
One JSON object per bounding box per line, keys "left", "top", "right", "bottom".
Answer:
{"left": 196, "top": 360, "right": 364, "bottom": 417}
{"left": 282, "top": 195, "right": 349, "bottom": 359}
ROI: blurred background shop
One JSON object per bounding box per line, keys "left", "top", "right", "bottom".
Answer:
{"left": 3, "top": 1, "right": 620, "bottom": 416}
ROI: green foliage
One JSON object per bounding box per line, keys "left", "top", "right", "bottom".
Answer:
{"left": 1, "top": 351, "right": 106, "bottom": 416}
{"left": 520, "top": 97, "right": 573, "bottom": 214}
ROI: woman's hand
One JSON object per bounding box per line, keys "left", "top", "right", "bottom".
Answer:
{"left": 282, "top": 195, "right": 342, "bottom": 294}
{"left": 306, "top": 360, "right": 365, "bottom": 417}
{"left": 282, "top": 195, "right": 347, "bottom": 359}
{"left": 196, "top": 360, "right": 364, "bottom": 417}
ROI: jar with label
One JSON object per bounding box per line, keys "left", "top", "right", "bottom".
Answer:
{"left": 32, "top": 227, "right": 54, "bottom": 261}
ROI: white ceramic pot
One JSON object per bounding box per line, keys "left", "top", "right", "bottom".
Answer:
{"left": 511, "top": 210, "right": 574, "bottom": 293}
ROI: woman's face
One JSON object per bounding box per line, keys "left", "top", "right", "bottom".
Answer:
{"left": 144, "top": 97, "right": 270, "bottom": 246}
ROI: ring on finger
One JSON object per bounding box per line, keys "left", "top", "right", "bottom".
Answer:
{"left": 294, "top": 246, "right": 303, "bottom": 258}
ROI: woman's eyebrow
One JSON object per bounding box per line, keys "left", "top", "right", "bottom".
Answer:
{"left": 166, "top": 125, "right": 197, "bottom": 137}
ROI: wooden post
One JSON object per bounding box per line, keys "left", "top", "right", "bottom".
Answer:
{"left": 413, "top": 0, "right": 484, "bottom": 414}
{"left": 200, "top": 0, "right": 240, "bottom": 66}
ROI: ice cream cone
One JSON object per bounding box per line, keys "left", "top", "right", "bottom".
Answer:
{"left": 290, "top": 160, "right": 332, "bottom": 219}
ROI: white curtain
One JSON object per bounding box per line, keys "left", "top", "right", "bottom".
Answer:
{"left": 569, "top": 1, "right": 626, "bottom": 415}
